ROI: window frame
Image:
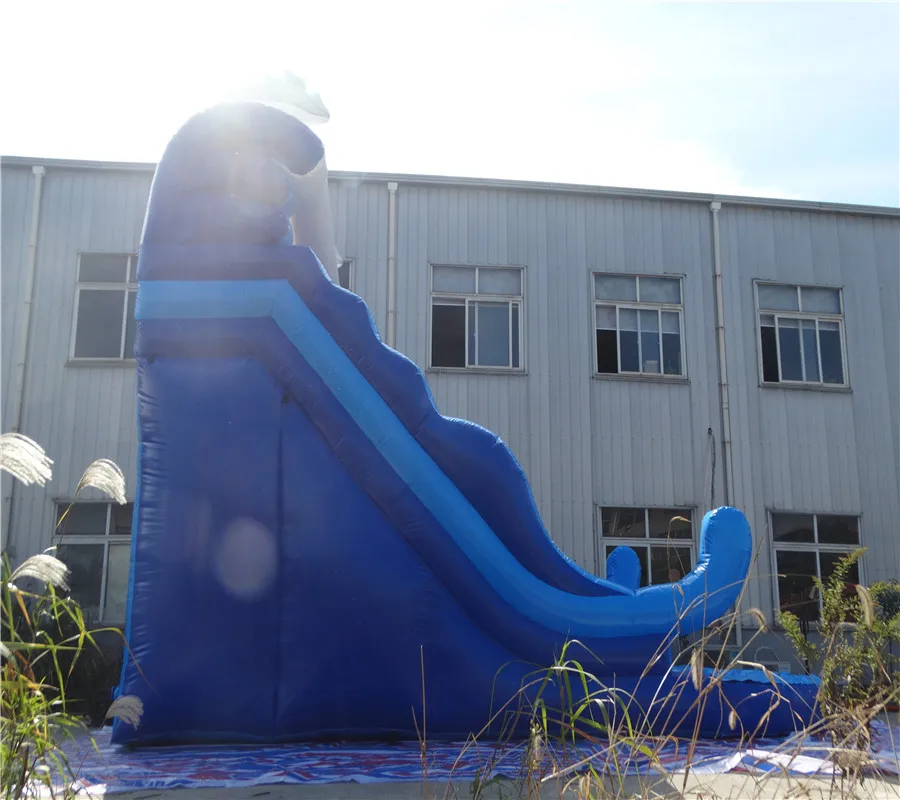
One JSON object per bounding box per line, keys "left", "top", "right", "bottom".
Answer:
{"left": 594, "top": 505, "right": 696, "bottom": 586}
{"left": 769, "top": 510, "right": 863, "bottom": 623}
{"left": 591, "top": 272, "right": 687, "bottom": 379}
{"left": 428, "top": 264, "right": 526, "bottom": 372}
{"left": 53, "top": 501, "right": 133, "bottom": 624}
{"left": 754, "top": 281, "right": 849, "bottom": 389}
{"left": 69, "top": 253, "right": 139, "bottom": 362}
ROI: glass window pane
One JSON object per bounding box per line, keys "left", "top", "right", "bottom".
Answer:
{"left": 639, "top": 310, "right": 660, "bottom": 373}
{"left": 776, "top": 550, "right": 819, "bottom": 620}
{"left": 772, "top": 513, "right": 814, "bottom": 543}
{"left": 662, "top": 333, "right": 681, "bottom": 376}
{"left": 595, "top": 274, "right": 637, "bottom": 302}
{"left": 595, "top": 305, "right": 617, "bottom": 330}
{"left": 639, "top": 277, "right": 681, "bottom": 304}
{"left": 819, "top": 322, "right": 844, "bottom": 384}
{"left": 123, "top": 291, "right": 137, "bottom": 359}
{"left": 819, "top": 552, "right": 860, "bottom": 592}
{"left": 618, "top": 309, "right": 639, "bottom": 372}
{"left": 57, "top": 503, "right": 108, "bottom": 535}
{"left": 478, "top": 268, "right": 521, "bottom": 295}
{"left": 337, "top": 260, "right": 352, "bottom": 290}
{"left": 618, "top": 309, "right": 637, "bottom": 330}
{"left": 639, "top": 309, "right": 659, "bottom": 332}
{"left": 648, "top": 509, "right": 692, "bottom": 540}
{"left": 658, "top": 311, "right": 681, "bottom": 376}
{"left": 801, "top": 287, "right": 841, "bottom": 314}
{"left": 476, "top": 302, "right": 511, "bottom": 367}
{"left": 602, "top": 508, "right": 645, "bottom": 538}
{"left": 817, "top": 515, "right": 859, "bottom": 545}
{"left": 777, "top": 318, "right": 803, "bottom": 381}
{"left": 74, "top": 290, "right": 126, "bottom": 358}
{"left": 431, "top": 303, "right": 466, "bottom": 367}
{"left": 55, "top": 543, "right": 104, "bottom": 620}
{"left": 433, "top": 266, "right": 476, "bottom": 294}
{"left": 636, "top": 547, "right": 650, "bottom": 588}
{"left": 511, "top": 304, "right": 520, "bottom": 369}
{"left": 104, "top": 543, "right": 131, "bottom": 622}
{"left": 760, "top": 318, "right": 779, "bottom": 383}
{"left": 819, "top": 552, "right": 861, "bottom": 622}
{"left": 467, "top": 303, "right": 476, "bottom": 366}
{"left": 128, "top": 254, "right": 138, "bottom": 282}
{"left": 661, "top": 311, "right": 680, "bottom": 334}
{"left": 650, "top": 546, "right": 692, "bottom": 585}
{"left": 596, "top": 330, "right": 618, "bottom": 374}
{"left": 801, "top": 320, "right": 819, "bottom": 382}
{"left": 79, "top": 254, "right": 129, "bottom": 283}
{"left": 112, "top": 504, "right": 134, "bottom": 536}
{"left": 758, "top": 284, "right": 799, "bottom": 311}
{"left": 661, "top": 312, "right": 681, "bottom": 376}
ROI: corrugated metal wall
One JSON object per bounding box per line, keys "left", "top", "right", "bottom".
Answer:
{"left": 2, "top": 166, "right": 153, "bottom": 553}
{"left": 720, "top": 207, "right": 900, "bottom": 612}
{"left": 2, "top": 161, "right": 898, "bottom": 626}
{"left": 1, "top": 167, "right": 35, "bottom": 431}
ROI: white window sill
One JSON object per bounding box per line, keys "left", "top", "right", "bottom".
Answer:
{"left": 66, "top": 359, "right": 137, "bottom": 368}
{"left": 760, "top": 381, "right": 851, "bottom": 394}
{"left": 426, "top": 367, "right": 528, "bottom": 377}
{"left": 593, "top": 373, "right": 689, "bottom": 385}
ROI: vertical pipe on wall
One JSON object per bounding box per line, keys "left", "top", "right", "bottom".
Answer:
{"left": 710, "top": 200, "right": 742, "bottom": 650}
{"left": 710, "top": 201, "right": 734, "bottom": 506}
{"left": 386, "top": 181, "right": 399, "bottom": 348}
{"left": 3, "top": 165, "right": 47, "bottom": 548}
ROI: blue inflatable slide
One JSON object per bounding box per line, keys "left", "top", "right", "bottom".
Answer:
{"left": 113, "top": 102, "right": 818, "bottom": 745}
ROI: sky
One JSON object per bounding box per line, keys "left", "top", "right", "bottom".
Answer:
{"left": 2, "top": 1, "right": 898, "bottom": 206}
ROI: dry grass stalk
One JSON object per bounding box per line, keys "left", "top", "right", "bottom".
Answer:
{"left": 0, "top": 433, "right": 52, "bottom": 486}
{"left": 10, "top": 553, "right": 69, "bottom": 591}
{"left": 74, "top": 458, "right": 126, "bottom": 504}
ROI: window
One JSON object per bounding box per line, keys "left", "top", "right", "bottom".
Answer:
{"left": 337, "top": 259, "right": 353, "bottom": 291}
{"left": 756, "top": 283, "right": 846, "bottom": 386}
{"left": 71, "top": 254, "right": 138, "bottom": 360}
{"left": 596, "top": 507, "right": 694, "bottom": 587}
{"left": 54, "top": 502, "right": 133, "bottom": 624}
{"left": 593, "top": 274, "right": 685, "bottom": 377}
{"left": 772, "top": 512, "right": 861, "bottom": 622}
{"left": 430, "top": 265, "right": 523, "bottom": 370}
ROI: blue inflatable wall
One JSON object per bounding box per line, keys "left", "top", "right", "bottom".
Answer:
{"left": 113, "top": 102, "right": 818, "bottom": 745}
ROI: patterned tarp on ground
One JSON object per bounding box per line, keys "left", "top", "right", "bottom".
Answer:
{"left": 56, "top": 722, "right": 900, "bottom": 795}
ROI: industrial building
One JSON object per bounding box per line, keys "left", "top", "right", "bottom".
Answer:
{"left": 2, "top": 155, "right": 898, "bottom": 669}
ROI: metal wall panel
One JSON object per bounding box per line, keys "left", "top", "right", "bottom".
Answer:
{"left": 720, "top": 205, "right": 900, "bottom": 616}
{"left": 1, "top": 166, "right": 36, "bottom": 432}
{"left": 2, "top": 168, "right": 151, "bottom": 558}
{"left": 588, "top": 198, "right": 724, "bottom": 582}
{"left": 329, "top": 179, "right": 389, "bottom": 332}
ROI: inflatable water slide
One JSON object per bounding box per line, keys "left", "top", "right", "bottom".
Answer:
{"left": 113, "top": 102, "right": 818, "bottom": 745}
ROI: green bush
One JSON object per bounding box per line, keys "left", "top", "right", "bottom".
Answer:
{"left": 778, "top": 548, "right": 900, "bottom": 763}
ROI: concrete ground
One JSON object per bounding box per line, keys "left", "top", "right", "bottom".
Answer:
{"left": 106, "top": 773, "right": 900, "bottom": 800}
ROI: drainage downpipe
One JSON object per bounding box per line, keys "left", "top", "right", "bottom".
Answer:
{"left": 386, "top": 182, "right": 398, "bottom": 348}
{"left": 3, "top": 165, "right": 46, "bottom": 549}
{"left": 710, "top": 201, "right": 734, "bottom": 506}
{"left": 710, "top": 200, "right": 742, "bottom": 649}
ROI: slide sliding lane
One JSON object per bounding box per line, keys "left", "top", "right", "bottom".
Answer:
{"left": 136, "top": 276, "right": 752, "bottom": 642}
